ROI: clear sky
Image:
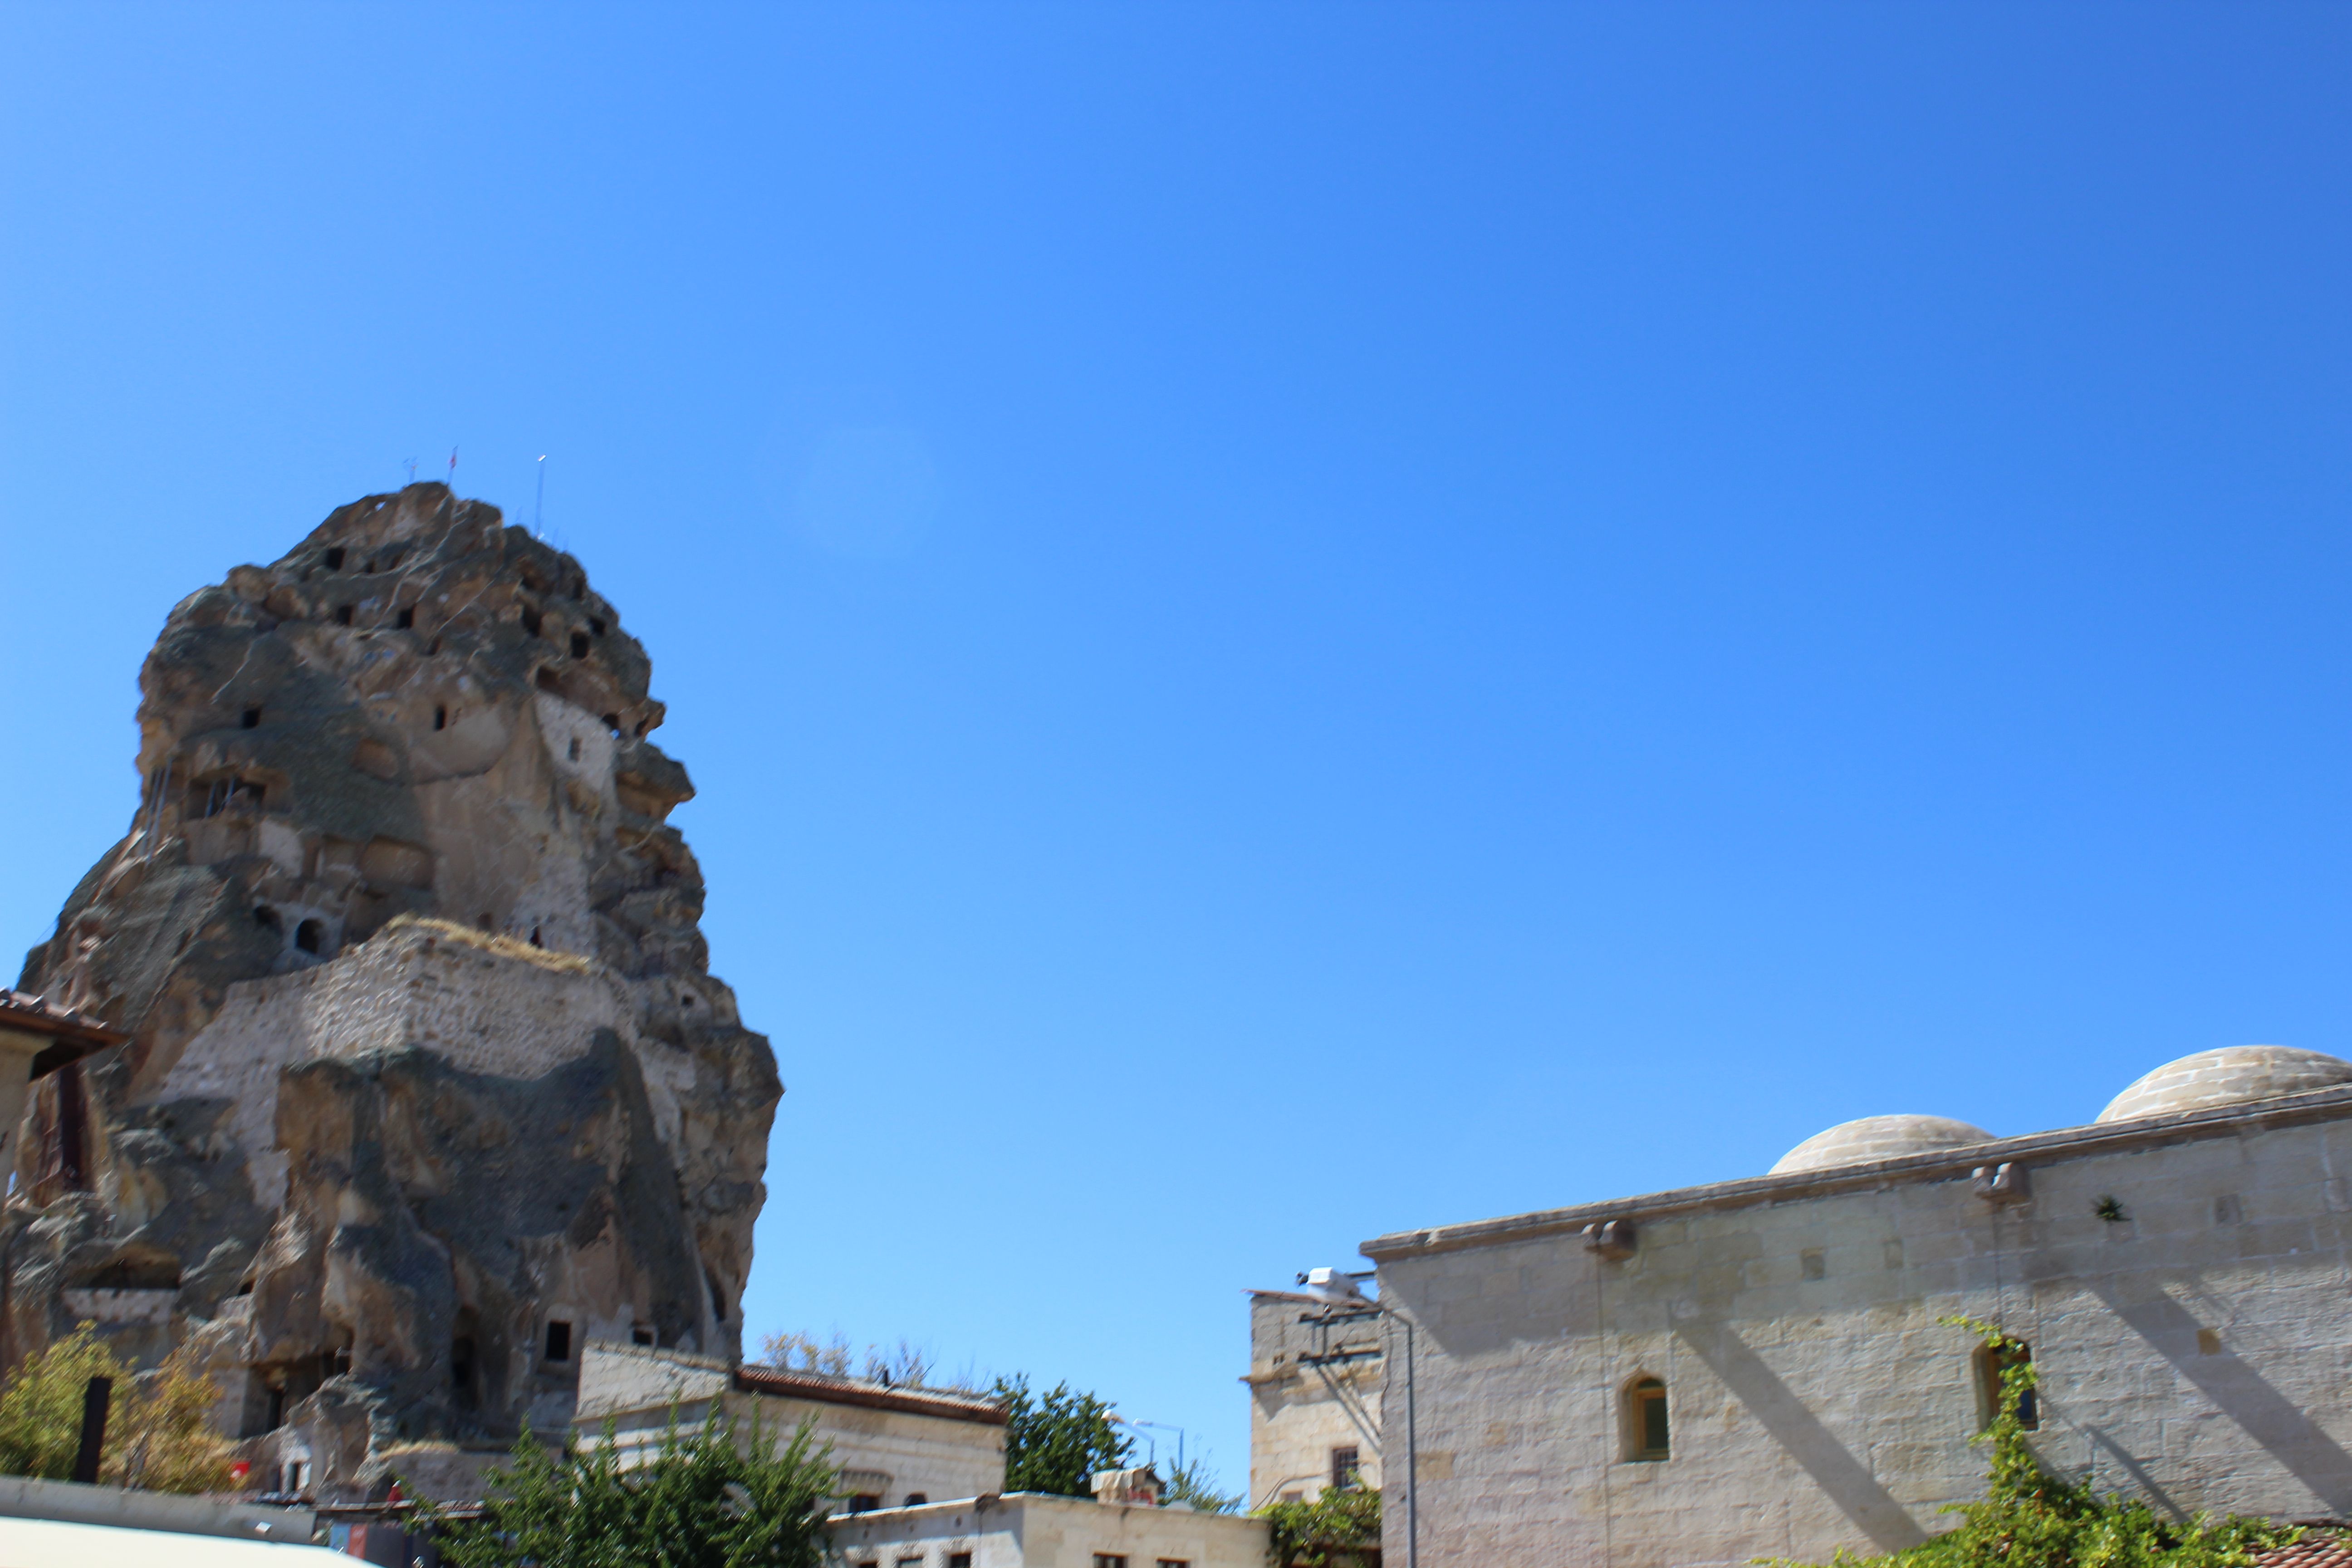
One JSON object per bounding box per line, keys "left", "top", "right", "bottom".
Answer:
{"left": 5, "top": 2, "right": 2351, "bottom": 1498}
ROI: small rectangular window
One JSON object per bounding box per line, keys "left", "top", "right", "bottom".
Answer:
{"left": 897, "top": 1557, "right": 924, "bottom": 1567}
{"left": 1330, "top": 1445, "right": 1360, "bottom": 1490}
{"left": 1981, "top": 1342, "right": 2038, "bottom": 1431}
{"left": 544, "top": 1320, "right": 572, "bottom": 1362}
{"left": 1157, "top": 1560, "right": 1191, "bottom": 1568}
{"left": 1093, "top": 1557, "right": 1129, "bottom": 1568}
{"left": 949, "top": 1556, "right": 972, "bottom": 1568}
{"left": 1627, "top": 1376, "right": 1669, "bottom": 1461}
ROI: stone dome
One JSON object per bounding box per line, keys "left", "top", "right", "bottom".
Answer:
{"left": 1769, "top": 1114, "right": 1997, "bottom": 1175}
{"left": 2096, "top": 1045, "right": 2352, "bottom": 1124}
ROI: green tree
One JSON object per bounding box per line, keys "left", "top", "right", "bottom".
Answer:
{"left": 992, "top": 1375, "right": 1131, "bottom": 1497}
{"left": 433, "top": 1408, "right": 837, "bottom": 1568}
{"left": 1162, "top": 1453, "right": 1245, "bottom": 1514}
{"left": 1767, "top": 1317, "right": 2295, "bottom": 1568}
{"left": 1261, "top": 1486, "right": 1380, "bottom": 1567}
{"left": 0, "top": 1323, "right": 233, "bottom": 1493}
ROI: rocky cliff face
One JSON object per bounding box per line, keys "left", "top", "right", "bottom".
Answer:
{"left": 10, "top": 484, "right": 779, "bottom": 1493}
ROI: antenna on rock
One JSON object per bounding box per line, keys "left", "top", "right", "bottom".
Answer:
{"left": 405, "top": 457, "right": 418, "bottom": 485}
{"left": 535, "top": 455, "right": 547, "bottom": 536}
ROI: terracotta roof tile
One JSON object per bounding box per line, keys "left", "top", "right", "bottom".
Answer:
{"left": 0, "top": 991, "right": 122, "bottom": 1044}
{"left": 2260, "top": 1532, "right": 2352, "bottom": 1568}
{"left": 731, "top": 1363, "right": 1006, "bottom": 1426}
{"left": 0, "top": 990, "right": 127, "bottom": 1078}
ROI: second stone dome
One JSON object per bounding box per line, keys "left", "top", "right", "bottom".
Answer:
{"left": 2097, "top": 1045, "right": 2352, "bottom": 1124}
{"left": 1769, "top": 1114, "right": 1997, "bottom": 1175}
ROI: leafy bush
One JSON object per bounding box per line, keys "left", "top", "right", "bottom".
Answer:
{"left": 994, "top": 1375, "right": 1132, "bottom": 1498}
{"left": 0, "top": 1322, "right": 232, "bottom": 1492}
{"left": 432, "top": 1409, "right": 837, "bottom": 1568}
{"left": 1262, "top": 1485, "right": 1380, "bottom": 1567}
{"left": 1765, "top": 1316, "right": 2297, "bottom": 1568}
{"left": 1162, "top": 1453, "right": 1246, "bottom": 1514}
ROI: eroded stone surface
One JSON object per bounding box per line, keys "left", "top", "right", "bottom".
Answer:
{"left": 9, "top": 484, "right": 779, "bottom": 1494}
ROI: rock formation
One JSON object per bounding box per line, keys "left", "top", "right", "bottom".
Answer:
{"left": 8, "top": 484, "right": 780, "bottom": 1495}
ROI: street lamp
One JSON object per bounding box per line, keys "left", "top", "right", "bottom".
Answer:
{"left": 1254, "top": 1269, "right": 1417, "bottom": 1568}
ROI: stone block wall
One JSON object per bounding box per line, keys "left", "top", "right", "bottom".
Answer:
{"left": 1246, "top": 1292, "right": 1384, "bottom": 1508}
{"left": 1366, "top": 1092, "right": 2352, "bottom": 1568}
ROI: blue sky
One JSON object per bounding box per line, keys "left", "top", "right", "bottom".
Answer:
{"left": 5, "top": 3, "right": 2352, "bottom": 1496}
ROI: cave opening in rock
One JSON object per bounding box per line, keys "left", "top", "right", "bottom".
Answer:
{"left": 255, "top": 905, "right": 282, "bottom": 934}
{"left": 396, "top": 607, "right": 415, "bottom": 629}
{"left": 452, "top": 1321, "right": 479, "bottom": 1412}
{"left": 241, "top": 707, "right": 261, "bottom": 729}
{"left": 295, "top": 919, "right": 324, "bottom": 956}
{"left": 522, "top": 608, "right": 543, "bottom": 637}
{"left": 433, "top": 705, "right": 447, "bottom": 730}
{"left": 570, "top": 632, "right": 589, "bottom": 657}
{"left": 323, "top": 547, "right": 345, "bottom": 570}
{"left": 334, "top": 605, "right": 353, "bottom": 626}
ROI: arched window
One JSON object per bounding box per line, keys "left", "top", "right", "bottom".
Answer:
{"left": 1625, "top": 1376, "right": 1670, "bottom": 1462}
{"left": 1978, "top": 1340, "right": 2038, "bottom": 1431}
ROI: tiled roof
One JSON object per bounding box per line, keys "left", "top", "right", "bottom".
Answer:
{"left": 2261, "top": 1531, "right": 2352, "bottom": 1568}
{"left": 732, "top": 1363, "right": 1007, "bottom": 1426}
{"left": 0, "top": 991, "right": 126, "bottom": 1079}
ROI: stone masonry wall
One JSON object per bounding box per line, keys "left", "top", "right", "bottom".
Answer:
{"left": 1367, "top": 1093, "right": 2352, "bottom": 1568}
{"left": 1246, "top": 1292, "right": 1384, "bottom": 1508}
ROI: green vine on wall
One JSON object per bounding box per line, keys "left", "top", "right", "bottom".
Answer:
{"left": 1767, "top": 1316, "right": 2298, "bottom": 1568}
{"left": 1262, "top": 1485, "right": 1381, "bottom": 1567}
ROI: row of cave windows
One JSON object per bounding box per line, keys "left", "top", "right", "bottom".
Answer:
{"left": 223, "top": 698, "right": 634, "bottom": 742}
{"left": 315, "top": 544, "right": 610, "bottom": 653}
{"left": 1616, "top": 1346, "right": 2034, "bottom": 1464}
{"left": 254, "top": 904, "right": 330, "bottom": 956}
{"left": 249, "top": 1313, "right": 694, "bottom": 1435}
{"left": 318, "top": 545, "right": 594, "bottom": 609}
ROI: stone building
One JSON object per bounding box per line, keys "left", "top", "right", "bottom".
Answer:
{"left": 1349, "top": 1045, "right": 2352, "bottom": 1567}
{"left": 827, "top": 1485, "right": 1270, "bottom": 1568}
{"left": 581, "top": 1345, "right": 1271, "bottom": 1568}
{"left": 1245, "top": 1285, "right": 1383, "bottom": 1507}
{"left": 576, "top": 1339, "right": 1009, "bottom": 1509}
{"left": 7, "top": 485, "right": 780, "bottom": 1496}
